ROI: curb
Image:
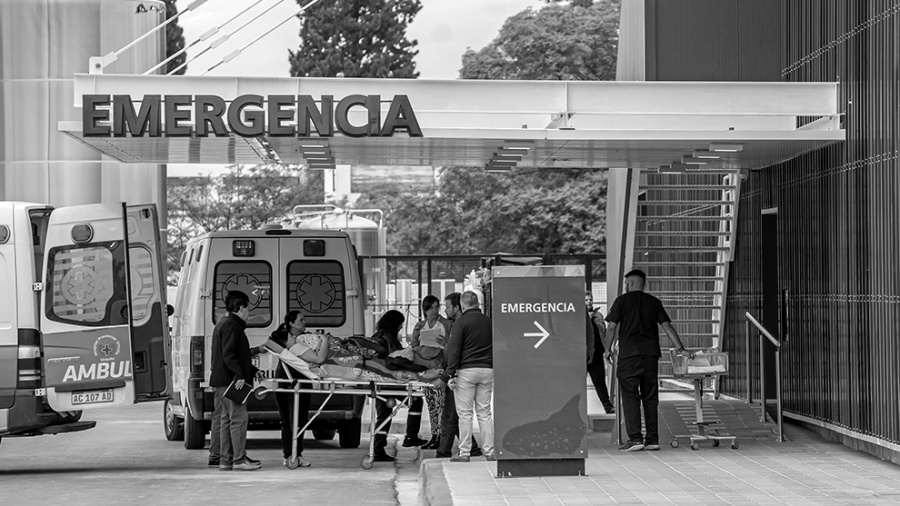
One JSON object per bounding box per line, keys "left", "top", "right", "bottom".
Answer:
{"left": 419, "top": 458, "right": 452, "bottom": 506}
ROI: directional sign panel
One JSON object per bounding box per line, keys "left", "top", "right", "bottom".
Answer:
{"left": 492, "top": 265, "right": 588, "bottom": 475}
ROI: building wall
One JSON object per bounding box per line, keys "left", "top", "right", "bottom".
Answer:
{"left": 724, "top": 0, "right": 900, "bottom": 458}
{"left": 645, "top": 0, "right": 782, "bottom": 81}
{"left": 0, "top": 0, "right": 167, "bottom": 217}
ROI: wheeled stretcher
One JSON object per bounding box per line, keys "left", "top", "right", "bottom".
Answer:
{"left": 255, "top": 337, "right": 434, "bottom": 469}
{"left": 668, "top": 349, "right": 738, "bottom": 450}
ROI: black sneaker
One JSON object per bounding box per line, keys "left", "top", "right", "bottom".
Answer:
{"left": 618, "top": 440, "right": 645, "bottom": 452}
{"left": 244, "top": 455, "right": 261, "bottom": 465}
{"left": 208, "top": 457, "right": 220, "bottom": 467}
{"left": 402, "top": 436, "right": 429, "bottom": 447}
{"left": 644, "top": 442, "right": 660, "bottom": 451}
{"left": 470, "top": 448, "right": 484, "bottom": 457}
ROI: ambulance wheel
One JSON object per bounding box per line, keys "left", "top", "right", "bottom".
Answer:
{"left": 287, "top": 457, "right": 299, "bottom": 470}
{"left": 339, "top": 418, "right": 362, "bottom": 448}
{"left": 690, "top": 443, "right": 700, "bottom": 451}
{"left": 361, "top": 455, "right": 374, "bottom": 470}
{"left": 670, "top": 440, "right": 679, "bottom": 448}
{"left": 164, "top": 399, "right": 184, "bottom": 441}
{"left": 731, "top": 441, "right": 739, "bottom": 450}
{"left": 184, "top": 409, "right": 206, "bottom": 450}
{"left": 712, "top": 440, "right": 720, "bottom": 447}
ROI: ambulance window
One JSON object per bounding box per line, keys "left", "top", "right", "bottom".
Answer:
{"left": 213, "top": 261, "right": 272, "bottom": 327}
{"left": 286, "top": 260, "right": 345, "bottom": 326}
{"left": 128, "top": 245, "right": 156, "bottom": 322}
{"left": 195, "top": 245, "right": 204, "bottom": 264}
{"left": 45, "top": 242, "right": 128, "bottom": 326}
{"left": 180, "top": 251, "right": 186, "bottom": 268}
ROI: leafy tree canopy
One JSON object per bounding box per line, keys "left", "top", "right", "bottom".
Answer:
{"left": 163, "top": 0, "right": 187, "bottom": 75}
{"left": 166, "top": 165, "right": 323, "bottom": 282}
{"left": 289, "top": 0, "right": 421, "bottom": 78}
{"left": 459, "top": 0, "right": 620, "bottom": 80}
{"left": 353, "top": 168, "right": 607, "bottom": 259}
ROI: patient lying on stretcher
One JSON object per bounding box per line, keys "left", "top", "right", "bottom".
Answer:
{"left": 263, "top": 333, "right": 442, "bottom": 384}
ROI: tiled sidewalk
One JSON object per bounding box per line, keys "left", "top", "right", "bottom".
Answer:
{"left": 420, "top": 400, "right": 900, "bottom": 505}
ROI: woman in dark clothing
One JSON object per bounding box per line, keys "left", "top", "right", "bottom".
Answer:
{"left": 371, "top": 310, "right": 405, "bottom": 462}
{"left": 269, "top": 310, "right": 330, "bottom": 468}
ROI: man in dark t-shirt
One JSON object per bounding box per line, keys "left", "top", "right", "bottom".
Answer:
{"left": 605, "top": 269, "right": 693, "bottom": 452}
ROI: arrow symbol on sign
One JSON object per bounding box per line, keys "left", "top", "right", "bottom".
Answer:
{"left": 525, "top": 321, "right": 551, "bottom": 349}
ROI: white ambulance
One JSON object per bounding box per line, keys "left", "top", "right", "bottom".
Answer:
{"left": 166, "top": 226, "right": 367, "bottom": 449}
{"left": 0, "top": 202, "right": 169, "bottom": 446}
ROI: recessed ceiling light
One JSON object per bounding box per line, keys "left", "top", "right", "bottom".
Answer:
{"left": 709, "top": 143, "right": 744, "bottom": 152}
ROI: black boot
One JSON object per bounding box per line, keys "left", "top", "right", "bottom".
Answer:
{"left": 421, "top": 434, "right": 440, "bottom": 450}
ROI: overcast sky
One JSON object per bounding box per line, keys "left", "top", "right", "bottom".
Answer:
{"left": 169, "top": 0, "right": 541, "bottom": 176}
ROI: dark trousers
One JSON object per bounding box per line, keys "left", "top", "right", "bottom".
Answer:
{"left": 275, "top": 386, "right": 311, "bottom": 459}
{"left": 436, "top": 385, "right": 480, "bottom": 457}
{"left": 374, "top": 398, "right": 393, "bottom": 455}
{"left": 405, "top": 397, "right": 423, "bottom": 439}
{"left": 616, "top": 355, "right": 660, "bottom": 445}
{"left": 587, "top": 346, "right": 614, "bottom": 412}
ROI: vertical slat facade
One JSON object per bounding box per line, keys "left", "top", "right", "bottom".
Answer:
{"left": 723, "top": 0, "right": 900, "bottom": 452}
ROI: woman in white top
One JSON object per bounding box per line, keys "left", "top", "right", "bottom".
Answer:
{"left": 410, "top": 295, "right": 452, "bottom": 449}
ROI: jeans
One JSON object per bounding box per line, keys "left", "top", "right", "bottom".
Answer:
{"left": 209, "top": 389, "right": 224, "bottom": 459}
{"left": 436, "top": 385, "right": 480, "bottom": 458}
{"left": 617, "top": 355, "right": 660, "bottom": 445}
{"left": 275, "top": 387, "right": 311, "bottom": 459}
{"left": 217, "top": 386, "right": 250, "bottom": 464}
{"left": 454, "top": 368, "right": 494, "bottom": 457}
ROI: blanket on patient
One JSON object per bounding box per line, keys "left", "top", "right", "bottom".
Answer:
{"left": 264, "top": 335, "right": 440, "bottom": 384}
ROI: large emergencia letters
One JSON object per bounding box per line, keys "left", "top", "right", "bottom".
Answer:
{"left": 83, "top": 94, "right": 423, "bottom": 138}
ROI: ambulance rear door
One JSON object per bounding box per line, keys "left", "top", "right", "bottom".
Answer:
{"left": 0, "top": 206, "right": 17, "bottom": 410}
{"left": 125, "top": 204, "right": 170, "bottom": 402}
{"left": 39, "top": 203, "right": 135, "bottom": 411}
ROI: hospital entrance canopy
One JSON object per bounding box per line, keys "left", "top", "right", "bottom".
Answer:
{"left": 59, "top": 75, "right": 844, "bottom": 170}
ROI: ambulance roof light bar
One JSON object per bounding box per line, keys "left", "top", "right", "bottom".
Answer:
{"left": 89, "top": 0, "right": 209, "bottom": 75}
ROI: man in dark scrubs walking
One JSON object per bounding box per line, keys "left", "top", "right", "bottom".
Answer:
{"left": 605, "top": 269, "right": 693, "bottom": 452}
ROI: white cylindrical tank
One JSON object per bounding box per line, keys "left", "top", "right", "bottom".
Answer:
{"left": 0, "top": 0, "right": 166, "bottom": 217}
{"left": 292, "top": 206, "right": 386, "bottom": 335}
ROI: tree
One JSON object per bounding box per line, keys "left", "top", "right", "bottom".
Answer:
{"left": 166, "top": 165, "right": 324, "bottom": 283}
{"left": 163, "top": 0, "right": 187, "bottom": 75}
{"left": 353, "top": 168, "right": 607, "bottom": 261}
{"left": 459, "top": 0, "right": 620, "bottom": 80}
{"left": 289, "top": 0, "right": 421, "bottom": 78}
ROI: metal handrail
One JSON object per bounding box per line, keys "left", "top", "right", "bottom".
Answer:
{"left": 745, "top": 312, "right": 784, "bottom": 442}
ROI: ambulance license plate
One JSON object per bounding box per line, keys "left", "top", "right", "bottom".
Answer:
{"left": 71, "top": 389, "right": 113, "bottom": 405}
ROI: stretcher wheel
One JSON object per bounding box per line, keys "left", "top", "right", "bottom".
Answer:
{"left": 690, "top": 443, "right": 700, "bottom": 451}
{"left": 670, "top": 440, "right": 679, "bottom": 448}
{"left": 286, "top": 457, "right": 299, "bottom": 470}
{"left": 712, "top": 440, "right": 720, "bottom": 447}
{"left": 361, "top": 455, "right": 375, "bottom": 470}
{"left": 731, "top": 441, "right": 739, "bottom": 450}
{"left": 253, "top": 387, "right": 267, "bottom": 400}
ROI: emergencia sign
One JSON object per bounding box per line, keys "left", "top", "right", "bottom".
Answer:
{"left": 82, "top": 94, "right": 422, "bottom": 138}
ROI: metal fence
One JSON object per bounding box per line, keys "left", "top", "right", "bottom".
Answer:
{"left": 357, "top": 254, "right": 606, "bottom": 339}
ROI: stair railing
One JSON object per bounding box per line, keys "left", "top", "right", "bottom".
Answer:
{"left": 745, "top": 312, "right": 784, "bottom": 442}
